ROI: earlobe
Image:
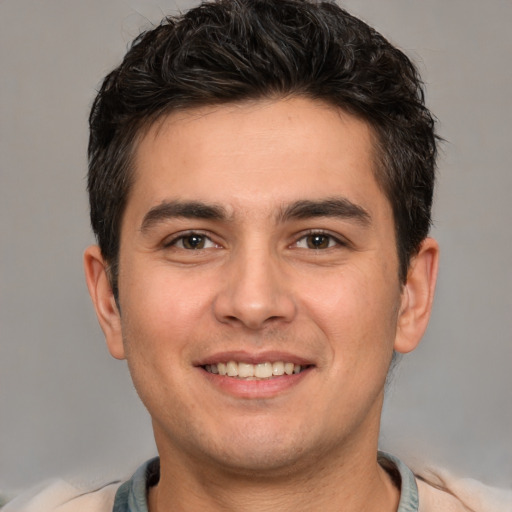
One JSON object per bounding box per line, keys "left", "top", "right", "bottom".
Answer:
{"left": 394, "top": 237, "right": 439, "bottom": 354}
{"left": 83, "top": 245, "right": 126, "bottom": 360}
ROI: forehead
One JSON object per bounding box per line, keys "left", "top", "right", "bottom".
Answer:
{"left": 128, "top": 97, "right": 388, "bottom": 222}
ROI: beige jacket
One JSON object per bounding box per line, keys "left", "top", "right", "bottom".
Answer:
{"left": 416, "top": 470, "right": 512, "bottom": 512}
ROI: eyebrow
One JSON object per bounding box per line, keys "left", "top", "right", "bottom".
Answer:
{"left": 140, "top": 196, "right": 371, "bottom": 233}
{"left": 140, "top": 200, "right": 228, "bottom": 232}
{"left": 279, "top": 198, "right": 371, "bottom": 225}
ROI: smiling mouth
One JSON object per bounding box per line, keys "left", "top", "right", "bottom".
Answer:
{"left": 203, "top": 361, "right": 309, "bottom": 380}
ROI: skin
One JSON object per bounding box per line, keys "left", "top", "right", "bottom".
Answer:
{"left": 85, "top": 97, "right": 438, "bottom": 512}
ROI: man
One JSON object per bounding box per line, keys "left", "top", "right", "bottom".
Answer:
{"left": 4, "top": 1, "right": 510, "bottom": 511}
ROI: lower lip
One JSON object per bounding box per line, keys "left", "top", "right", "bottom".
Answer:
{"left": 200, "top": 367, "right": 312, "bottom": 399}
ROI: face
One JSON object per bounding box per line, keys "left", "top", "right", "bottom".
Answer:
{"left": 86, "top": 97, "right": 437, "bottom": 477}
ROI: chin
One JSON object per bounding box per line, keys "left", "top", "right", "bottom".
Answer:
{"left": 196, "top": 424, "right": 335, "bottom": 477}
{"left": 210, "top": 446, "right": 308, "bottom": 477}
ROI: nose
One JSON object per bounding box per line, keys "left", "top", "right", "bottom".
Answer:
{"left": 212, "top": 246, "right": 297, "bottom": 330}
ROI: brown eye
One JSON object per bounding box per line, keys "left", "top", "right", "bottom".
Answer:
{"left": 181, "top": 234, "right": 206, "bottom": 249}
{"left": 306, "top": 234, "right": 331, "bottom": 249}
{"left": 294, "top": 232, "right": 342, "bottom": 250}
{"left": 167, "top": 233, "right": 216, "bottom": 250}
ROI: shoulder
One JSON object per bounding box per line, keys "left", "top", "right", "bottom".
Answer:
{"left": 1, "top": 480, "right": 121, "bottom": 512}
{"left": 416, "top": 468, "right": 512, "bottom": 512}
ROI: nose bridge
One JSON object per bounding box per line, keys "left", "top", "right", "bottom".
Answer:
{"left": 213, "top": 237, "right": 296, "bottom": 329}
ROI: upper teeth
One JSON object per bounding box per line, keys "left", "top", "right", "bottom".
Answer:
{"left": 205, "top": 361, "right": 302, "bottom": 379}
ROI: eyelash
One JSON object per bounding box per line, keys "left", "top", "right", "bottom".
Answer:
{"left": 294, "top": 230, "right": 348, "bottom": 250}
{"left": 163, "top": 231, "right": 218, "bottom": 250}
{"left": 163, "top": 230, "right": 347, "bottom": 251}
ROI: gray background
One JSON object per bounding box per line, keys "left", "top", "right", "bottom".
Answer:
{"left": 1, "top": 0, "right": 511, "bottom": 493}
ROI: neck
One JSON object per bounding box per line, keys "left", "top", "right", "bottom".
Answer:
{"left": 149, "top": 439, "right": 400, "bottom": 512}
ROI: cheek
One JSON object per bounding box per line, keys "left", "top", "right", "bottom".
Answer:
{"left": 118, "top": 268, "right": 205, "bottom": 406}
{"left": 299, "top": 264, "right": 401, "bottom": 355}
{"left": 121, "top": 263, "right": 217, "bottom": 344}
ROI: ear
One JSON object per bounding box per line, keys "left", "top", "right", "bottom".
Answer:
{"left": 394, "top": 237, "right": 439, "bottom": 354}
{"left": 83, "top": 245, "right": 125, "bottom": 360}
